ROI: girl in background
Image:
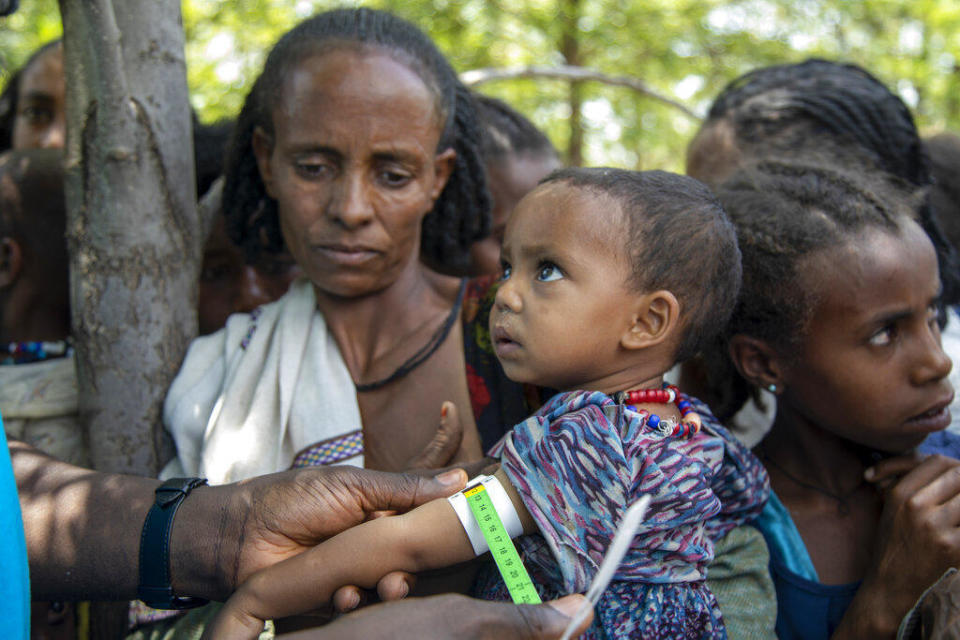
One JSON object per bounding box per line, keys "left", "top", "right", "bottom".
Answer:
{"left": 714, "top": 160, "right": 960, "bottom": 639}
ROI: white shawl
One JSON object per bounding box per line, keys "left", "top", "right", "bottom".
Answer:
{"left": 162, "top": 279, "right": 362, "bottom": 484}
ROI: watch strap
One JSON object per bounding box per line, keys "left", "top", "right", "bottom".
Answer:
{"left": 137, "top": 477, "right": 210, "bottom": 609}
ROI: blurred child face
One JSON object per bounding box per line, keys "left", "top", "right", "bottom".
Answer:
{"left": 469, "top": 153, "right": 560, "bottom": 276}
{"left": 197, "top": 217, "right": 301, "bottom": 335}
{"left": 490, "top": 181, "right": 636, "bottom": 392}
{"left": 12, "top": 44, "right": 66, "bottom": 151}
{"left": 776, "top": 219, "right": 953, "bottom": 452}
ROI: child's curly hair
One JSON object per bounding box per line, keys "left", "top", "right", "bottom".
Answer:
{"left": 706, "top": 159, "right": 921, "bottom": 421}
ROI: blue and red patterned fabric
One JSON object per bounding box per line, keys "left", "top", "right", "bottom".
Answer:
{"left": 479, "top": 390, "right": 769, "bottom": 639}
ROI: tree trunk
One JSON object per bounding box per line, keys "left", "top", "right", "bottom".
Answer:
{"left": 559, "top": 0, "right": 583, "bottom": 166}
{"left": 59, "top": 0, "right": 199, "bottom": 476}
{"left": 57, "top": 1, "right": 200, "bottom": 631}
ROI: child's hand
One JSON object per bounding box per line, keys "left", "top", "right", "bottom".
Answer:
{"left": 402, "top": 401, "right": 493, "bottom": 478}
{"left": 406, "top": 401, "right": 464, "bottom": 470}
{"left": 203, "top": 557, "right": 331, "bottom": 640}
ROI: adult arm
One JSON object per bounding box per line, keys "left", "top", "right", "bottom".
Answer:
{"left": 12, "top": 438, "right": 466, "bottom": 602}
{"left": 205, "top": 467, "right": 535, "bottom": 639}
{"left": 831, "top": 454, "right": 960, "bottom": 639}
{"left": 280, "top": 594, "right": 592, "bottom": 640}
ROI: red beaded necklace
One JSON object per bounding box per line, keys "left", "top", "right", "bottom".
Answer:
{"left": 613, "top": 384, "right": 702, "bottom": 437}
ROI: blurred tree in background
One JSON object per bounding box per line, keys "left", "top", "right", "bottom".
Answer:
{"left": 4, "top": 0, "right": 960, "bottom": 171}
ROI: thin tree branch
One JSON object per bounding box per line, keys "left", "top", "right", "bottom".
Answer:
{"left": 461, "top": 65, "right": 701, "bottom": 121}
{"left": 84, "top": 0, "right": 134, "bottom": 151}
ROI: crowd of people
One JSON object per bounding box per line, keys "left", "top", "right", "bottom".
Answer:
{"left": 4, "top": 5, "right": 960, "bottom": 640}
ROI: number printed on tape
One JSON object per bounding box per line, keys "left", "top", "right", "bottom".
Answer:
{"left": 465, "top": 484, "right": 541, "bottom": 605}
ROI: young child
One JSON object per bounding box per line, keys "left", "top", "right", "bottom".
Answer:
{"left": 204, "top": 168, "right": 769, "bottom": 639}
{"left": 708, "top": 159, "right": 960, "bottom": 638}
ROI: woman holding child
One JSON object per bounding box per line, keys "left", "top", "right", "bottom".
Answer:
{"left": 157, "top": 7, "right": 774, "bottom": 639}
{"left": 163, "top": 8, "right": 496, "bottom": 484}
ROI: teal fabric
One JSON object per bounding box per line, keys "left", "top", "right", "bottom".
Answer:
{"left": 754, "top": 492, "right": 818, "bottom": 582}
{"left": 0, "top": 421, "right": 30, "bottom": 639}
{"left": 754, "top": 491, "right": 859, "bottom": 640}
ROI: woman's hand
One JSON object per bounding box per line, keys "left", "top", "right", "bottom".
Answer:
{"left": 173, "top": 465, "right": 467, "bottom": 602}
{"left": 834, "top": 454, "right": 960, "bottom": 638}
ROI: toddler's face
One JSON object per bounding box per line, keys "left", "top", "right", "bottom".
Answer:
{"left": 490, "top": 182, "right": 637, "bottom": 392}
{"left": 778, "top": 219, "right": 953, "bottom": 452}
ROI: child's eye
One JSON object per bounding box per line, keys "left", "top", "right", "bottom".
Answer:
{"left": 536, "top": 262, "right": 563, "bottom": 282}
{"left": 20, "top": 105, "right": 52, "bottom": 125}
{"left": 499, "top": 262, "right": 512, "bottom": 280}
{"left": 868, "top": 325, "right": 897, "bottom": 347}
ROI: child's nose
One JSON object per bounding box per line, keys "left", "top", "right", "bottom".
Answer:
{"left": 912, "top": 327, "right": 953, "bottom": 386}
{"left": 493, "top": 279, "right": 522, "bottom": 313}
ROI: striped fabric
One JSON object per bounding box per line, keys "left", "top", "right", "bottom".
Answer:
{"left": 292, "top": 430, "right": 364, "bottom": 467}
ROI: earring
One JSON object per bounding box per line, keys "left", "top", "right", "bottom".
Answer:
{"left": 766, "top": 384, "right": 777, "bottom": 393}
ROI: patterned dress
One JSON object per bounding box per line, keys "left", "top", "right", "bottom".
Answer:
{"left": 476, "top": 390, "right": 769, "bottom": 639}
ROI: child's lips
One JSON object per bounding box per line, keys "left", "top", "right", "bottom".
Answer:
{"left": 904, "top": 394, "right": 954, "bottom": 433}
{"left": 492, "top": 325, "right": 522, "bottom": 357}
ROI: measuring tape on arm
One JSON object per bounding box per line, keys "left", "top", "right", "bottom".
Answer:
{"left": 448, "top": 474, "right": 542, "bottom": 604}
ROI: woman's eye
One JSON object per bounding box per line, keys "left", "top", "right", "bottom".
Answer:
{"left": 379, "top": 169, "right": 412, "bottom": 188}
{"left": 294, "top": 160, "right": 331, "bottom": 178}
{"left": 536, "top": 263, "right": 563, "bottom": 282}
{"left": 868, "top": 325, "right": 896, "bottom": 347}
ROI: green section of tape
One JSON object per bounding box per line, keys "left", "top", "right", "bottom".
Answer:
{"left": 464, "top": 484, "right": 542, "bottom": 605}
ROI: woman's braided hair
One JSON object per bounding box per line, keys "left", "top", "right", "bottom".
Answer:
{"left": 222, "top": 8, "right": 490, "bottom": 272}
{"left": 706, "top": 159, "right": 919, "bottom": 421}
{"left": 698, "top": 59, "right": 960, "bottom": 306}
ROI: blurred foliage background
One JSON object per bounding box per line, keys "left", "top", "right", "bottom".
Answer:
{"left": 4, "top": 0, "right": 960, "bottom": 171}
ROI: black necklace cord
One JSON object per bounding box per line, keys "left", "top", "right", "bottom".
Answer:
{"left": 355, "top": 279, "right": 467, "bottom": 393}
{"left": 758, "top": 445, "right": 868, "bottom": 516}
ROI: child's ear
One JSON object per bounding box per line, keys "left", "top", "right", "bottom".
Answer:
{"left": 252, "top": 126, "right": 277, "bottom": 199}
{"left": 622, "top": 290, "right": 680, "bottom": 350}
{"left": 728, "top": 334, "right": 784, "bottom": 393}
{"left": 0, "top": 237, "right": 23, "bottom": 289}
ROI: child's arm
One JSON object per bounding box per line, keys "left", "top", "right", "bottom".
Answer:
{"left": 203, "top": 467, "right": 536, "bottom": 640}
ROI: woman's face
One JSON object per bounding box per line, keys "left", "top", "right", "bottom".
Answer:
{"left": 253, "top": 48, "right": 455, "bottom": 298}
{"left": 776, "top": 220, "right": 954, "bottom": 453}
{"left": 12, "top": 44, "right": 66, "bottom": 150}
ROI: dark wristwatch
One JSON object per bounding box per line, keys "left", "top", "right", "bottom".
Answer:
{"left": 137, "top": 477, "right": 210, "bottom": 609}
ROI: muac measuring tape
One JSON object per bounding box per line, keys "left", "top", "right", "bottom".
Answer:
{"left": 450, "top": 475, "right": 541, "bottom": 604}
